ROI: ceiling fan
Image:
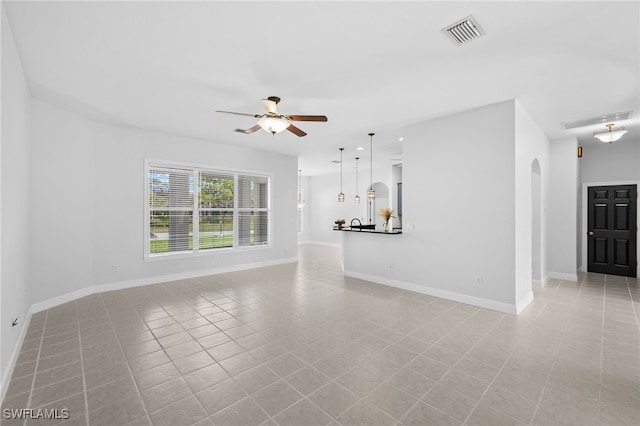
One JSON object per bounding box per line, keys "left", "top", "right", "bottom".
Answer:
{"left": 216, "top": 96, "right": 328, "bottom": 137}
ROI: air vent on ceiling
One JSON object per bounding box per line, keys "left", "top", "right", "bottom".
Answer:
{"left": 442, "top": 15, "right": 484, "bottom": 46}
{"left": 561, "top": 111, "right": 634, "bottom": 130}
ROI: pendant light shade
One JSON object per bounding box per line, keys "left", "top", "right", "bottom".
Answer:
{"left": 354, "top": 157, "right": 361, "bottom": 204}
{"left": 593, "top": 123, "right": 627, "bottom": 143}
{"left": 338, "top": 148, "right": 345, "bottom": 202}
{"left": 368, "top": 133, "right": 375, "bottom": 200}
{"left": 297, "top": 169, "right": 305, "bottom": 209}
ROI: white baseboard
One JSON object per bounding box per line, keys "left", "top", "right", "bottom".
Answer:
{"left": 1, "top": 306, "right": 33, "bottom": 402}
{"left": 516, "top": 290, "right": 534, "bottom": 314}
{"left": 31, "top": 257, "right": 298, "bottom": 314}
{"left": 344, "top": 270, "right": 518, "bottom": 315}
{"left": 532, "top": 279, "right": 543, "bottom": 288}
{"left": 30, "top": 287, "right": 95, "bottom": 314}
{"left": 95, "top": 256, "right": 299, "bottom": 300}
{"left": 548, "top": 272, "right": 579, "bottom": 282}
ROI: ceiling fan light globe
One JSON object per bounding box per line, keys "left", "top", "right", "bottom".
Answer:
{"left": 258, "top": 116, "right": 290, "bottom": 134}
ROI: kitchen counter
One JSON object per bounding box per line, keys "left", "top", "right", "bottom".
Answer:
{"left": 333, "top": 227, "right": 402, "bottom": 235}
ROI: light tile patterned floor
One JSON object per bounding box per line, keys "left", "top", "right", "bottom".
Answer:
{"left": 2, "top": 244, "right": 639, "bottom": 425}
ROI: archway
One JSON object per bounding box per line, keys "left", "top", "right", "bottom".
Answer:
{"left": 531, "top": 159, "right": 542, "bottom": 287}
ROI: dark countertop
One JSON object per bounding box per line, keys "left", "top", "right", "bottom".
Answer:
{"left": 333, "top": 227, "right": 402, "bottom": 235}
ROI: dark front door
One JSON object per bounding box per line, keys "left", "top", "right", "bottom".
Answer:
{"left": 587, "top": 185, "right": 637, "bottom": 277}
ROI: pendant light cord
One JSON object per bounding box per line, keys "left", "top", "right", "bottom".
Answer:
{"left": 355, "top": 157, "right": 359, "bottom": 195}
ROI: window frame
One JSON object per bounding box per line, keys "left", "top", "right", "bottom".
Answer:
{"left": 144, "top": 159, "right": 272, "bottom": 261}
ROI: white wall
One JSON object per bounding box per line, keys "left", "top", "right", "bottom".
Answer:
{"left": 29, "top": 100, "right": 299, "bottom": 305}
{"left": 514, "top": 101, "right": 550, "bottom": 309}
{"left": 342, "top": 100, "right": 535, "bottom": 313}
{"left": 548, "top": 137, "right": 579, "bottom": 280}
{"left": 1, "top": 5, "right": 32, "bottom": 393}
{"left": 580, "top": 139, "right": 640, "bottom": 183}
{"left": 30, "top": 101, "right": 96, "bottom": 304}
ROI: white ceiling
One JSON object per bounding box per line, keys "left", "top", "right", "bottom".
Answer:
{"left": 4, "top": 1, "right": 639, "bottom": 176}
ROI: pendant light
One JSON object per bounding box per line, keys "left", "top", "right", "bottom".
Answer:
{"left": 297, "top": 169, "right": 305, "bottom": 209}
{"left": 368, "top": 133, "right": 375, "bottom": 200}
{"left": 354, "top": 157, "right": 361, "bottom": 204}
{"left": 338, "top": 148, "right": 345, "bottom": 202}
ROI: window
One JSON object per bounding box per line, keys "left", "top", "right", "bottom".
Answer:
{"left": 238, "top": 174, "right": 269, "bottom": 246}
{"left": 146, "top": 161, "right": 271, "bottom": 258}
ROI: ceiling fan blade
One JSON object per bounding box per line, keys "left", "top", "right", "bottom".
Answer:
{"left": 235, "top": 124, "right": 262, "bottom": 134}
{"left": 216, "top": 110, "right": 260, "bottom": 118}
{"left": 288, "top": 115, "right": 328, "bottom": 122}
{"left": 262, "top": 99, "right": 278, "bottom": 115}
{"left": 287, "top": 124, "right": 307, "bottom": 137}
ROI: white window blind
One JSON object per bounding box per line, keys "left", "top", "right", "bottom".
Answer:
{"left": 238, "top": 175, "right": 269, "bottom": 247}
{"left": 149, "top": 166, "right": 194, "bottom": 254}
{"left": 198, "top": 171, "right": 234, "bottom": 250}
{"left": 146, "top": 162, "right": 270, "bottom": 258}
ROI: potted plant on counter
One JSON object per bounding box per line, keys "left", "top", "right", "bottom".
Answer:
{"left": 379, "top": 208, "right": 396, "bottom": 232}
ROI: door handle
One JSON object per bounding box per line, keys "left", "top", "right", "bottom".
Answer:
{"left": 587, "top": 231, "right": 594, "bottom": 236}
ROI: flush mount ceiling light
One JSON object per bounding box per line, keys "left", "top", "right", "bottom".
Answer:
{"left": 442, "top": 15, "right": 485, "bottom": 46}
{"left": 338, "top": 148, "right": 345, "bottom": 202}
{"left": 593, "top": 123, "right": 627, "bottom": 143}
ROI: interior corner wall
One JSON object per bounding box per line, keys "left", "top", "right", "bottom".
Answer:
{"left": 342, "top": 100, "right": 519, "bottom": 312}
{"left": 1, "top": 5, "right": 32, "bottom": 390}
{"left": 514, "top": 101, "right": 550, "bottom": 310}
{"left": 548, "top": 137, "right": 579, "bottom": 280}
{"left": 29, "top": 99, "right": 299, "bottom": 306}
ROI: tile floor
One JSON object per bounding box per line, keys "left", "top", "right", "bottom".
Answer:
{"left": 1, "top": 244, "right": 639, "bottom": 426}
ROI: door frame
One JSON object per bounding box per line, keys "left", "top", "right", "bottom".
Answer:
{"left": 581, "top": 180, "right": 640, "bottom": 274}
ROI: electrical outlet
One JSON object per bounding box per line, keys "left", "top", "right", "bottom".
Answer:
{"left": 112, "top": 264, "right": 118, "bottom": 272}
{"left": 475, "top": 275, "right": 483, "bottom": 285}
{"left": 389, "top": 263, "right": 394, "bottom": 270}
